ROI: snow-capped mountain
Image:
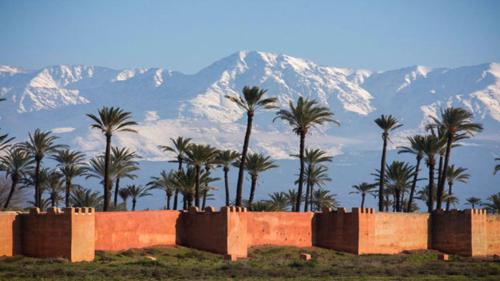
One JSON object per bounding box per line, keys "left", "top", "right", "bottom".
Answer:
{"left": 1, "top": 51, "right": 498, "bottom": 209}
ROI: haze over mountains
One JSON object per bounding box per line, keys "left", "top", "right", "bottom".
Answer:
{"left": 1, "top": 51, "right": 499, "bottom": 209}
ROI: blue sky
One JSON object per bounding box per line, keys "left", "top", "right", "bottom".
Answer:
{"left": 1, "top": 0, "right": 499, "bottom": 72}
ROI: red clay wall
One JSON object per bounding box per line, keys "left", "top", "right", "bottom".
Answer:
{"left": 21, "top": 207, "right": 94, "bottom": 262}
{"left": 363, "top": 212, "right": 430, "bottom": 254}
{"left": 431, "top": 210, "right": 475, "bottom": 256}
{"left": 95, "top": 210, "right": 180, "bottom": 251}
{"left": 487, "top": 214, "right": 500, "bottom": 256}
{"left": 0, "top": 212, "right": 21, "bottom": 256}
{"left": 314, "top": 208, "right": 359, "bottom": 254}
{"left": 247, "top": 212, "right": 314, "bottom": 247}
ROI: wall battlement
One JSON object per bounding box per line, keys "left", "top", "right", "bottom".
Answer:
{"left": 1, "top": 207, "right": 499, "bottom": 262}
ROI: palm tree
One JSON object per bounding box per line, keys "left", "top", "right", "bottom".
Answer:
{"left": 45, "top": 170, "right": 64, "bottom": 207}
{"left": 52, "top": 149, "right": 87, "bottom": 207}
{"left": 172, "top": 167, "right": 197, "bottom": 208}
{"left": 201, "top": 151, "right": 219, "bottom": 209}
{"left": 0, "top": 148, "right": 34, "bottom": 209}
{"left": 421, "top": 134, "right": 442, "bottom": 212}
{"left": 85, "top": 155, "right": 117, "bottom": 186}
{"left": 293, "top": 148, "right": 333, "bottom": 211}
{"left": 430, "top": 107, "right": 483, "bottom": 210}
{"left": 445, "top": 165, "right": 470, "bottom": 211}
{"left": 87, "top": 106, "right": 138, "bottom": 211}
{"left": 71, "top": 187, "right": 103, "bottom": 209}
{"left": 398, "top": 135, "right": 426, "bottom": 212}
{"left": 299, "top": 164, "right": 331, "bottom": 211}
{"left": 374, "top": 115, "right": 403, "bottom": 212}
{"left": 350, "top": 182, "right": 377, "bottom": 209}
{"left": 284, "top": 189, "right": 300, "bottom": 212}
{"left": 159, "top": 136, "right": 191, "bottom": 210}
{"left": 251, "top": 200, "right": 276, "bottom": 211}
{"left": 495, "top": 158, "right": 500, "bottom": 175}
{"left": 111, "top": 147, "right": 139, "bottom": 207}
{"left": 184, "top": 144, "right": 218, "bottom": 208}
{"left": 21, "top": 129, "right": 65, "bottom": 207}
{"left": 239, "top": 153, "right": 277, "bottom": 210}
{"left": 311, "top": 188, "right": 337, "bottom": 211}
{"left": 126, "top": 185, "right": 151, "bottom": 211}
{"left": 267, "top": 192, "right": 288, "bottom": 211}
{"left": 216, "top": 150, "right": 240, "bottom": 206}
{"left": 147, "top": 170, "right": 177, "bottom": 210}
{"left": 225, "top": 86, "right": 277, "bottom": 206}
{"left": 0, "top": 131, "right": 14, "bottom": 153}
{"left": 483, "top": 193, "right": 500, "bottom": 213}
{"left": 383, "top": 161, "right": 415, "bottom": 212}
{"left": 118, "top": 188, "right": 130, "bottom": 210}
{"left": 465, "top": 197, "right": 482, "bottom": 209}
{"left": 275, "top": 97, "right": 337, "bottom": 211}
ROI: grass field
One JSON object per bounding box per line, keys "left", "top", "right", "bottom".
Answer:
{"left": 0, "top": 246, "right": 499, "bottom": 281}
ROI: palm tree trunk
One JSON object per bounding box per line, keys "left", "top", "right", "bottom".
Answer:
{"left": 437, "top": 154, "right": 444, "bottom": 191}
{"left": 385, "top": 193, "right": 389, "bottom": 212}
{"left": 309, "top": 184, "right": 314, "bottom": 211}
{"left": 132, "top": 199, "right": 136, "bottom": 211}
{"left": 173, "top": 160, "right": 182, "bottom": 210}
{"left": 446, "top": 182, "right": 453, "bottom": 211}
{"left": 166, "top": 193, "right": 171, "bottom": 210}
{"left": 248, "top": 175, "right": 257, "bottom": 210}
{"left": 437, "top": 137, "right": 453, "bottom": 210}
{"left": 3, "top": 178, "right": 17, "bottom": 209}
{"left": 187, "top": 194, "right": 193, "bottom": 208}
{"left": 183, "top": 196, "right": 187, "bottom": 210}
{"left": 65, "top": 177, "right": 72, "bottom": 208}
{"left": 103, "top": 134, "right": 112, "bottom": 212}
{"left": 224, "top": 167, "right": 230, "bottom": 206}
{"left": 304, "top": 166, "right": 311, "bottom": 212}
{"left": 296, "top": 132, "right": 306, "bottom": 212}
{"left": 113, "top": 177, "right": 120, "bottom": 207}
{"left": 395, "top": 189, "right": 401, "bottom": 212}
{"left": 361, "top": 193, "right": 365, "bottom": 209}
{"left": 406, "top": 157, "right": 421, "bottom": 212}
{"left": 194, "top": 165, "right": 201, "bottom": 208}
{"left": 50, "top": 193, "right": 55, "bottom": 207}
{"left": 236, "top": 112, "right": 253, "bottom": 206}
{"left": 34, "top": 158, "right": 41, "bottom": 208}
{"left": 202, "top": 191, "right": 207, "bottom": 209}
{"left": 428, "top": 161, "right": 435, "bottom": 213}
{"left": 378, "top": 133, "right": 388, "bottom": 212}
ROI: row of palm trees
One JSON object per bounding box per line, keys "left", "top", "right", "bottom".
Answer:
{"left": 0, "top": 89, "right": 498, "bottom": 213}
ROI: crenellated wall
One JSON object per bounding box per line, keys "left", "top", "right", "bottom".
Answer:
{"left": 1, "top": 207, "right": 499, "bottom": 262}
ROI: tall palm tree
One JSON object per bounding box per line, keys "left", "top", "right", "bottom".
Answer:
{"left": 201, "top": 151, "right": 219, "bottom": 209}
{"left": 184, "top": 144, "right": 218, "bottom": 208}
{"left": 225, "top": 86, "right": 277, "bottom": 206}
{"left": 350, "top": 182, "right": 377, "bottom": 209}
{"left": 87, "top": 106, "right": 137, "bottom": 211}
{"left": 293, "top": 148, "right": 333, "bottom": 211}
{"left": 0, "top": 148, "right": 34, "bottom": 209}
{"left": 52, "top": 149, "right": 87, "bottom": 207}
{"left": 159, "top": 136, "right": 191, "bottom": 210}
{"left": 374, "top": 115, "right": 403, "bottom": 212}
{"left": 111, "top": 147, "right": 139, "bottom": 207}
{"left": 147, "top": 170, "right": 177, "bottom": 210}
{"left": 275, "top": 97, "right": 337, "bottom": 212}
{"left": 465, "top": 197, "right": 482, "bottom": 209}
{"left": 445, "top": 165, "right": 470, "bottom": 211}
{"left": 71, "top": 187, "right": 103, "bottom": 209}
{"left": 172, "top": 167, "right": 197, "bottom": 208}
{"left": 118, "top": 188, "right": 130, "bottom": 210}
{"left": 430, "top": 107, "right": 483, "bottom": 210}
{"left": 126, "top": 184, "right": 151, "bottom": 211}
{"left": 216, "top": 150, "right": 240, "bottom": 206}
{"left": 240, "top": 153, "right": 277, "bottom": 209}
{"left": 398, "top": 135, "right": 426, "bottom": 212}
{"left": 21, "top": 129, "right": 65, "bottom": 207}
{"left": 483, "top": 193, "right": 500, "bottom": 213}
{"left": 312, "top": 188, "right": 337, "bottom": 211}
{"left": 421, "top": 134, "right": 442, "bottom": 212}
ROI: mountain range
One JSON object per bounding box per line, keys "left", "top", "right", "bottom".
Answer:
{"left": 0, "top": 51, "right": 498, "bottom": 209}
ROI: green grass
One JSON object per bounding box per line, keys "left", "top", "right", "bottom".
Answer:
{"left": 0, "top": 246, "right": 499, "bottom": 280}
